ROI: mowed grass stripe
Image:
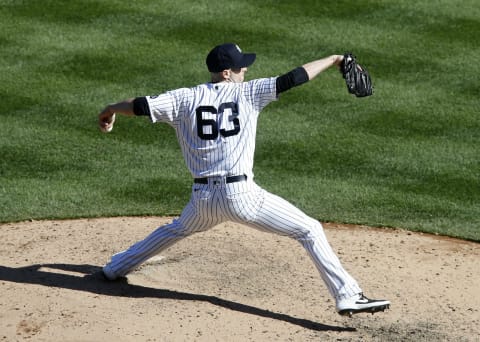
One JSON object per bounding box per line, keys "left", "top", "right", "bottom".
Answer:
{"left": 0, "top": 1, "right": 478, "bottom": 240}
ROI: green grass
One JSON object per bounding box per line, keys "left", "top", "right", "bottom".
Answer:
{"left": 1, "top": 0, "right": 479, "bottom": 241}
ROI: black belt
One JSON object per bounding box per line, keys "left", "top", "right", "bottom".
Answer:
{"left": 194, "top": 174, "right": 247, "bottom": 184}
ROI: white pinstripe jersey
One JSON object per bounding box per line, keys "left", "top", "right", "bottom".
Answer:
{"left": 146, "top": 77, "right": 278, "bottom": 178}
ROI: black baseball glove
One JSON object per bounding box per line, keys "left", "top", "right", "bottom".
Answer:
{"left": 340, "top": 53, "right": 373, "bottom": 97}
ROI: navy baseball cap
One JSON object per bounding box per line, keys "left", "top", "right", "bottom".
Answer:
{"left": 206, "top": 43, "right": 256, "bottom": 72}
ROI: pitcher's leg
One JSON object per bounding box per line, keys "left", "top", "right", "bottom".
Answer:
{"left": 104, "top": 199, "right": 211, "bottom": 279}
{"left": 298, "top": 220, "right": 362, "bottom": 300}
{"left": 246, "top": 188, "right": 362, "bottom": 300}
{"left": 104, "top": 219, "right": 189, "bottom": 278}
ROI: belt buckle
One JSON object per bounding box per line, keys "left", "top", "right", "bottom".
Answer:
{"left": 211, "top": 176, "right": 224, "bottom": 186}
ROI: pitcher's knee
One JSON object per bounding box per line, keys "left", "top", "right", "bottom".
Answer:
{"left": 295, "top": 221, "right": 325, "bottom": 243}
{"left": 164, "top": 219, "right": 191, "bottom": 236}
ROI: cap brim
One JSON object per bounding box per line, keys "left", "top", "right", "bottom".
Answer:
{"left": 238, "top": 53, "right": 256, "bottom": 68}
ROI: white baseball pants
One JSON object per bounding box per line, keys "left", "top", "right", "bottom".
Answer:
{"left": 105, "top": 178, "right": 362, "bottom": 300}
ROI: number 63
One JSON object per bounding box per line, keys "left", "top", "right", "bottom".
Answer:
{"left": 195, "top": 102, "right": 240, "bottom": 140}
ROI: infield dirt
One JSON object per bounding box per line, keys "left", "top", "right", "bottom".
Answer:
{"left": 1, "top": 217, "right": 478, "bottom": 341}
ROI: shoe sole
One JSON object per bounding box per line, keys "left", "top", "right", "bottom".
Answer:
{"left": 338, "top": 304, "right": 390, "bottom": 317}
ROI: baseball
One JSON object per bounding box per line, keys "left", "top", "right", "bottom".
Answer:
{"left": 100, "top": 113, "right": 115, "bottom": 133}
{"left": 103, "top": 124, "right": 113, "bottom": 133}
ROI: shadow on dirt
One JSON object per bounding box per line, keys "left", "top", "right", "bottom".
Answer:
{"left": 0, "top": 263, "right": 355, "bottom": 333}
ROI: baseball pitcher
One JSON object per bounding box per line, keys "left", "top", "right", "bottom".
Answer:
{"left": 97, "top": 43, "right": 389, "bottom": 317}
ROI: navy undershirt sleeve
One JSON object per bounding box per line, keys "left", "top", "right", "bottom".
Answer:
{"left": 133, "top": 97, "right": 150, "bottom": 116}
{"left": 276, "top": 67, "right": 309, "bottom": 94}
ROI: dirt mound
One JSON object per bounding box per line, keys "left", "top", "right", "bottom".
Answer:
{"left": 1, "top": 217, "right": 478, "bottom": 341}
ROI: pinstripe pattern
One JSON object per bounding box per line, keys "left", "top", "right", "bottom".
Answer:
{"left": 145, "top": 78, "right": 276, "bottom": 179}
{"left": 104, "top": 76, "right": 362, "bottom": 301}
{"left": 107, "top": 179, "right": 361, "bottom": 300}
